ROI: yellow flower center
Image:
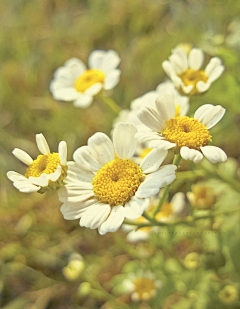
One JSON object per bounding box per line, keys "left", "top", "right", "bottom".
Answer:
{"left": 178, "top": 69, "right": 208, "bottom": 94}
{"left": 92, "top": 158, "right": 144, "bottom": 206}
{"left": 133, "top": 277, "right": 156, "bottom": 300}
{"left": 25, "top": 153, "right": 60, "bottom": 178}
{"left": 74, "top": 69, "right": 105, "bottom": 93}
{"left": 163, "top": 116, "right": 212, "bottom": 150}
{"left": 155, "top": 202, "right": 173, "bottom": 220}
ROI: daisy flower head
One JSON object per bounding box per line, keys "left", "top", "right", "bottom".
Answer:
{"left": 123, "top": 192, "right": 185, "bottom": 243}
{"left": 7, "top": 134, "right": 67, "bottom": 193}
{"left": 136, "top": 94, "right": 227, "bottom": 164}
{"left": 58, "top": 123, "right": 177, "bottom": 235}
{"left": 162, "top": 47, "right": 224, "bottom": 95}
{"left": 122, "top": 270, "right": 162, "bottom": 302}
{"left": 113, "top": 81, "right": 189, "bottom": 132}
{"left": 50, "top": 50, "right": 121, "bottom": 108}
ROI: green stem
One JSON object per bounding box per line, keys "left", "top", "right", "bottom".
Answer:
{"left": 124, "top": 208, "right": 240, "bottom": 228}
{"left": 98, "top": 94, "right": 122, "bottom": 114}
{"left": 153, "top": 154, "right": 182, "bottom": 217}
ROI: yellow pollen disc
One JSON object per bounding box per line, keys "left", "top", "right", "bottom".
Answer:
{"left": 74, "top": 69, "right": 105, "bottom": 93}
{"left": 178, "top": 69, "right": 208, "bottom": 95}
{"left": 25, "top": 153, "right": 60, "bottom": 178}
{"left": 133, "top": 278, "right": 156, "bottom": 299}
{"left": 92, "top": 158, "right": 144, "bottom": 206}
{"left": 163, "top": 116, "right": 212, "bottom": 150}
{"left": 155, "top": 202, "right": 173, "bottom": 220}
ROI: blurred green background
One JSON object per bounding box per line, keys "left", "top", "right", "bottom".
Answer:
{"left": 1, "top": 0, "right": 240, "bottom": 308}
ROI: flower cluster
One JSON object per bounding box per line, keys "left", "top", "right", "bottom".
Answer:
{"left": 7, "top": 46, "right": 227, "bottom": 240}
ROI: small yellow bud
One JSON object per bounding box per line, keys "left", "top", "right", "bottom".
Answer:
{"left": 77, "top": 282, "right": 92, "bottom": 297}
{"left": 219, "top": 285, "right": 238, "bottom": 304}
{"left": 184, "top": 252, "right": 199, "bottom": 269}
{"left": 62, "top": 260, "right": 85, "bottom": 281}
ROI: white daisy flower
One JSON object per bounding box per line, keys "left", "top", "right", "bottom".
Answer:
{"left": 50, "top": 50, "right": 121, "bottom": 108}
{"left": 162, "top": 47, "right": 224, "bottom": 95}
{"left": 136, "top": 94, "right": 227, "bottom": 164}
{"left": 58, "top": 123, "right": 177, "bottom": 235}
{"left": 113, "top": 81, "right": 189, "bottom": 132}
{"left": 7, "top": 134, "right": 67, "bottom": 193}
{"left": 123, "top": 192, "right": 185, "bottom": 243}
{"left": 122, "top": 270, "right": 162, "bottom": 302}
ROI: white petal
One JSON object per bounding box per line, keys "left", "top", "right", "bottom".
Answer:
{"left": 124, "top": 197, "right": 149, "bottom": 220}
{"left": 104, "top": 69, "right": 121, "bottom": 90}
{"left": 87, "top": 132, "right": 115, "bottom": 166}
{"left": 58, "top": 186, "right": 94, "bottom": 203}
{"left": 64, "top": 58, "right": 87, "bottom": 75}
{"left": 12, "top": 149, "right": 33, "bottom": 165}
{"left": 205, "top": 57, "right": 222, "bottom": 77}
{"left": 155, "top": 94, "right": 176, "bottom": 121}
{"left": 196, "top": 81, "right": 210, "bottom": 93}
{"left": 7, "top": 171, "right": 26, "bottom": 182}
{"left": 47, "top": 165, "right": 62, "bottom": 182}
{"left": 162, "top": 61, "right": 177, "bottom": 79}
{"left": 113, "top": 122, "right": 138, "bottom": 159}
{"left": 88, "top": 50, "right": 105, "bottom": 70}
{"left": 200, "top": 105, "right": 226, "bottom": 129}
{"left": 101, "top": 50, "right": 121, "bottom": 73}
{"left": 80, "top": 203, "right": 111, "bottom": 229}
{"left": 73, "top": 94, "right": 93, "bottom": 108}
{"left": 60, "top": 198, "right": 97, "bottom": 220}
{"left": 148, "top": 139, "right": 176, "bottom": 150}
{"left": 207, "top": 65, "right": 225, "bottom": 84}
{"left": 194, "top": 104, "right": 214, "bottom": 123}
{"left": 181, "top": 84, "right": 193, "bottom": 94}
{"left": 59, "top": 141, "right": 67, "bottom": 165}
{"left": 140, "top": 149, "right": 168, "bottom": 173}
{"left": 84, "top": 83, "right": 103, "bottom": 95}
{"left": 98, "top": 205, "right": 125, "bottom": 235}
{"left": 171, "top": 192, "right": 185, "bottom": 214}
{"left": 73, "top": 146, "right": 102, "bottom": 172}
{"left": 200, "top": 146, "right": 227, "bottom": 163}
{"left": 169, "top": 54, "right": 186, "bottom": 74}
{"left": 51, "top": 66, "right": 76, "bottom": 86}
{"left": 36, "top": 134, "right": 50, "bottom": 155}
{"left": 180, "top": 146, "right": 203, "bottom": 163}
{"left": 172, "top": 48, "right": 188, "bottom": 71}
{"left": 131, "top": 91, "right": 159, "bottom": 110}
{"left": 136, "top": 165, "right": 177, "bottom": 198}
{"left": 66, "top": 161, "right": 94, "bottom": 182}
{"left": 135, "top": 131, "right": 164, "bottom": 144}
{"left": 29, "top": 173, "right": 49, "bottom": 187}
{"left": 13, "top": 181, "right": 40, "bottom": 193}
{"left": 188, "top": 48, "right": 204, "bottom": 70}
{"left": 50, "top": 85, "right": 80, "bottom": 101}
{"left": 126, "top": 230, "right": 149, "bottom": 243}
{"left": 137, "top": 107, "right": 165, "bottom": 132}
{"left": 177, "top": 96, "right": 189, "bottom": 116}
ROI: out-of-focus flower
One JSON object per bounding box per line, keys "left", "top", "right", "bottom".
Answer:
{"left": 184, "top": 252, "right": 199, "bottom": 269}
{"left": 7, "top": 134, "right": 67, "bottom": 193}
{"left": 122, "top": 192, "right": 185, "bottom": 242}
{"left": 122, "top": 270, "right": 161, "bottom": 302}
{"left": 219, "top": 285, "right": 238, "bottom": 304}
{"left": 162, "top": 47, "right": 224, "bottom": 95}
{"left": 50, "top": 50, "right": 121, "bottom": 108}
{"left": 58, "top": 123, "right": 176, "bottom": 235}
{"left": 136, "top": 94, "right": 227, "bottom": 164}
{"left": 226, "top": 19, "right": 240, "bottom": 48}
{"left": 187, "top": 182, "right": 216, "bottom": 209}
{"left": 162, "top": 293, "right": 184, "bottom": 309}
{"left": 62, "top": 259, "right": 85, "bottom": 281}
{"left": 77, "top": 282, "right": 92, "bottom": 297}
{"left": 113, "top": 81, "right": 189, "bottom": 132}
{"left": 173, "top": 43, "right": 193, "bottom": 55}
